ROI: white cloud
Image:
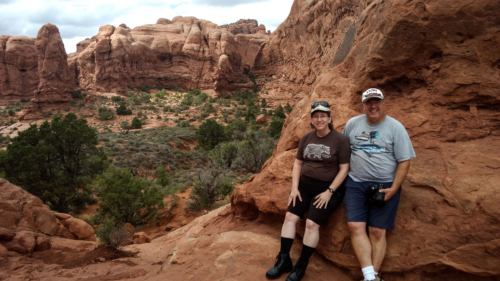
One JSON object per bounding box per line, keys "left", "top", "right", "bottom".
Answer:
{"left": 0, "top": 0, "right": 293, "bottom": 53}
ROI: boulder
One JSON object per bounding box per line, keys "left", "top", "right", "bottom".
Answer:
{"left": 124, "top": 223, "right": 135, "bottom": 233}
{"left": 0, "top": 179, "right": 59, "bottom": 236}
{"left": 0, "top": 243, "right": 8, "bottom": 257}
{"left": 132, "top": 232, "right": 150, "bottom": 244}
{"left": 35, "top": 235, "right": 51, "bottom": 252}
{"left": 256, "top": 114, "right": 267, "bottom": 125}
{"left": 156, "top": 18, "right": 172, "bottom": 25}
{"left": 61, "top": 218, "right": 96, "bottom": 242}
{"left": 3, "top": 231, "right": 36, "bottom": 253}
{"left": 0, "top": 228, "right": 15, "bottom": 240}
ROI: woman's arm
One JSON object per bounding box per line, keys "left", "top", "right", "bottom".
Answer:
{"left": 288, "top": 158, "right": 303, "bottom": 207}
{"left": 313, "top": 163, "right": 350, "bottom": 209}
{"left": 328, "top": 163, "right": 350, "bottom": 191}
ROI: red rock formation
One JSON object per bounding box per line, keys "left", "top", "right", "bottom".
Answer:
{"left": 74, "top": 17, "right": 268, "bottom": 92}
{"left": 220, "top": 19, "right": 261, "bottom": 35}
{"left": 0, "top": 179, "right": 97, "bottom": 256}
{"left": 34, "top": 24, "right": 74, "bottom": 103}
{"left": 0, "top": 35, "right": 38, "bottom": 102}
{"left": 232, "top": 0, "right": 500, "bottom": 279}
{"left": 156, "top": 18, "right": 172, "bottom": 25}
{"left": 76, "top": 38, "right": 92, "bottom": 53}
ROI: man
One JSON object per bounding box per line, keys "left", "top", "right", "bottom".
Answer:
{"left": 342, "top": 88, "right": 416, "bottom": 281}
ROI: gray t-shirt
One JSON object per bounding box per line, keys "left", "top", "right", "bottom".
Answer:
{"left": 342, "top": 115, "right": 416, "bottom": 182}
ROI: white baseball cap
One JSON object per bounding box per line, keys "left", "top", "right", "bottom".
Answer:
{"left": 362, "top": 88, "right": 384, "bottom": 103}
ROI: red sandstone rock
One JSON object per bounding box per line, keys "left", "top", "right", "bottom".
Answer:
{"left": 61, "top": 218, "right": 97, "bottom": 242}
{"left": 232, "top": 0, "right": 500, "bottom": 279}
{"left": 35, "top": 235, "right": 51, "bottom": 251}
{"left": 156, "top": 18, "right": 172, "bottom": 25}
{"left": 3, "top": 231, "right": 36, "bottom": 253}
{"left": 124, "top": 223, "right": 135, "bottom": 233}
{"left": 34, "top": 24, "right": 74, "bottom": 103}
{"left": 0, "top": 228, "right": 15, "bottom": 240}
{"left": 76, "top": 38, "right": 92, "bottom": 53}
{"left": 0, "top": 35, "right": 38, "bottom": 102}
{"left": 220, "top": 19, "right": 261, "bottom": 35}
{"left": 256, "top": 114, "right": 267, "bottom": 125}
{"left": 132, "top": 232, "right": 150, "bottom": 244}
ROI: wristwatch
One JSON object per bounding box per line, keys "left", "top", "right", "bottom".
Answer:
{"left": 328, "top": 188, "right": 334, "bottom": 193}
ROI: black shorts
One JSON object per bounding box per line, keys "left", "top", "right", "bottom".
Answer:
{"left": 287, "top": 175, "right": 344, "bottom": 225}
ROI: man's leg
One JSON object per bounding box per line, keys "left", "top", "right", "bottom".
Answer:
{"left": 369, "top": 227, "right": 386, "bottom": 274}
{"left": 348, "top": 222, "right": 372, "bottom": 268}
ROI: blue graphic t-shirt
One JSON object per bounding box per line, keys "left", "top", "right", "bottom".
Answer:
{"left": 342, "top": 115, "right": 416, "bottom": 182}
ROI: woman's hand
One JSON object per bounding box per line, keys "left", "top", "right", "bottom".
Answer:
{"left": 313, "top": 191, "right": 333, "bottom": 209}
{"left": 288, "top": 189, "right": 302, "bottom": 207}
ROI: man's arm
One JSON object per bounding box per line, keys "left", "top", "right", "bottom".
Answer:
{"left": 380, "top": 160, "right": 410, "bottom": 201}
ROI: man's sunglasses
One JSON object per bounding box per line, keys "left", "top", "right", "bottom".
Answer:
{"left": 311, "top": 101, "right": 330, "bottom": 109}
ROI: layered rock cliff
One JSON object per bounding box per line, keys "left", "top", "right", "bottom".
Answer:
{"left": 233, "top": 0, "right": 500, "bottom": 279}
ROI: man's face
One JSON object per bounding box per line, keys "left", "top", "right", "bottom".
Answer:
{"left": 363, "top": 98, "right": 386, "bottom": 124}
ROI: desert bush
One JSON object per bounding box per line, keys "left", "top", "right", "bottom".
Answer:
{"left": 0, "top": 113, "right": 108, "bottom": 213}
{"left": 72, "top": 90, "right": 84, "bottom": 99}
{"left": 193, "top": 92, "right": 208, "bottom": 105}
{"left": 155, "top": 89, "right": 166, "bottom": 99}
{"left": 137, "top": 85, "right": 151, "bottom": 93}
{"left": 131, "top": 117, "right": 142, "bottom": 129}
{"left": 210, "top": 141, "right": 238, "bottom": 168}
{"left": 284, "top": 103, "right": 294, "bottom": 114}
{"left": 196, "top": 119, "right": 228, "bottom": 150}
{"left": 97, "top": 107, "right": 115, "bottom": 120}
{"left": 185, "top": 161, "right": 235, "bottom": 211}
{"left": 116, "top": 104, "right": 132, "bottom": 115}
{"left": 233, "top": 131, "right": 275, "bottom": 173}
{"left": 92, "top": 165, "right": 165, "bottom": 225}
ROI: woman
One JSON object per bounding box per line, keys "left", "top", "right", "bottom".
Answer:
{"left": 265, "top": 101, "right": 351, "bottom": 281}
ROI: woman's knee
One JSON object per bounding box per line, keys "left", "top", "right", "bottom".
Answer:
{"left": 284, "top": 212, "right": 300, "bottom": 225}
{"left": 348, "top": 222, "right": 366, "bottom": 235}
{"left": 305, "top": 219, "right": 319, "bottom": 231}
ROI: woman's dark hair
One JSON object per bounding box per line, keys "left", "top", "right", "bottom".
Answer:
{"left": 310, "top": 111, "right": 334, "bottom": 130}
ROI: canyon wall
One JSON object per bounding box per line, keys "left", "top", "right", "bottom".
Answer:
{"left": 232, "top": 0, "right": 500, "bottom": 279}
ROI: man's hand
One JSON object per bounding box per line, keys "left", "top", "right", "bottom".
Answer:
{"left": 380, "top": 188, "right": 397, "bottom": 201}
{"left": 288, "top": 189, "right": 302, "bottom": 207}
{"left": 313, "top": 191, "right": 333, "bottom": 209}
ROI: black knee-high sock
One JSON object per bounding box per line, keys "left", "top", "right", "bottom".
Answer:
{"left": 299, "top": 245, "right": 315, "bottom": 261}
{"left": 280, "top": 237, "right": 294, "bottom": 254}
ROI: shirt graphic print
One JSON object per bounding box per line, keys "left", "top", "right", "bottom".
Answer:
{"left": 352, "top": 130, "right": 390, "bottom": 156}
{"left": 304, "top": 144, "right": 331, "bottom": 160}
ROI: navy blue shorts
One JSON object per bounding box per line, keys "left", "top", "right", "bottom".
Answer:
{"left": 344, "top": 176, "right": 401, "bottom": 229}
{"left": 287, "top": 175, "right": 344, "bottom": 225}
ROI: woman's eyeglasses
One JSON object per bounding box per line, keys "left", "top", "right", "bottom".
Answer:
{"left": 311, "top": 101, "right": 330, "bottom": 109}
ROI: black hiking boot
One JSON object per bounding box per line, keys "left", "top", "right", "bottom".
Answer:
{"left": 285, "top": 258, "right": 308, "bottom": 281}
{"left": 265, "top": 252, "right": 293, "bottom": 279}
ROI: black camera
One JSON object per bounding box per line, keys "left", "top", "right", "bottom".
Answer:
{"left": 365, "top": 183, "right": 386, "bottom": 207}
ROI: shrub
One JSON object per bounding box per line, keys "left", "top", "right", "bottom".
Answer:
{"left": 156, "top": 166, "right": 170, "bottom": 186}
{"left": 166, "top": 84, "right": 182, "bottom": 92}
{"left": 0, "top": 113, "right": 108, "bottom": 213}
{"left": 196, "top": 119, "right": 228, "bottom": 150}
{"left": 116, "top": 104, "right": 132, "bottom": 115}
{"left": 137, "top": 85, "right": 151, "bottom": 93}
{"left": 267, "top": 118, "right": 285, "bottom": 139}
{"left": 274, "top": 104, "right": 286, "bottom": 119}
{"left": 131, "top": 117, "right": 142, "bottom": 129}
{"left": 193, "top": 92, "right": 208, "bottom": 105}
{"left": 284, "top": 103, "right": 293, "bottom": 114}
{"left": 233, "top": 131, "right": 275, "bottom": 173}
{"left": 111, "top": 96, "right": 124, "bottom": 102}
{"left": 97, "top": 107, "right": 114, "bottom": 120}
{"left": 139, "top": 93, "right": 152, "bottom": 104}
{"left": 185, "top": 161, "right": 235, "bottom": 211}
{"left": 155, "top": 89, "right": 166, "bottom": 99}
{"left": 210, "top": 142, "right": 238, "bottom": 168}
{"left": 92, "top": 165, "right": 165, "bottom": 225}
{"left": 72, "top": 90, "right": 84, "bottom": 99}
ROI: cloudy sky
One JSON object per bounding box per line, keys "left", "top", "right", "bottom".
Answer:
{"left": 0, "top": 0, "right": 294, "bottom": 53}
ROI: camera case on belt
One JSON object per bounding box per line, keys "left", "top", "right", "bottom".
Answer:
{"left": 365, "top": 183, "right": 386, "bottom": 207}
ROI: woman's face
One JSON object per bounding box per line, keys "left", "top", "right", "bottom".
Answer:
{"left": 311, "top": 111, "right": 331, "bottom": 131}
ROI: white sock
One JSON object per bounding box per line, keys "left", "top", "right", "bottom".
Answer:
{"left": 362, "top": 266, "right": 376, "bottom": 281}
